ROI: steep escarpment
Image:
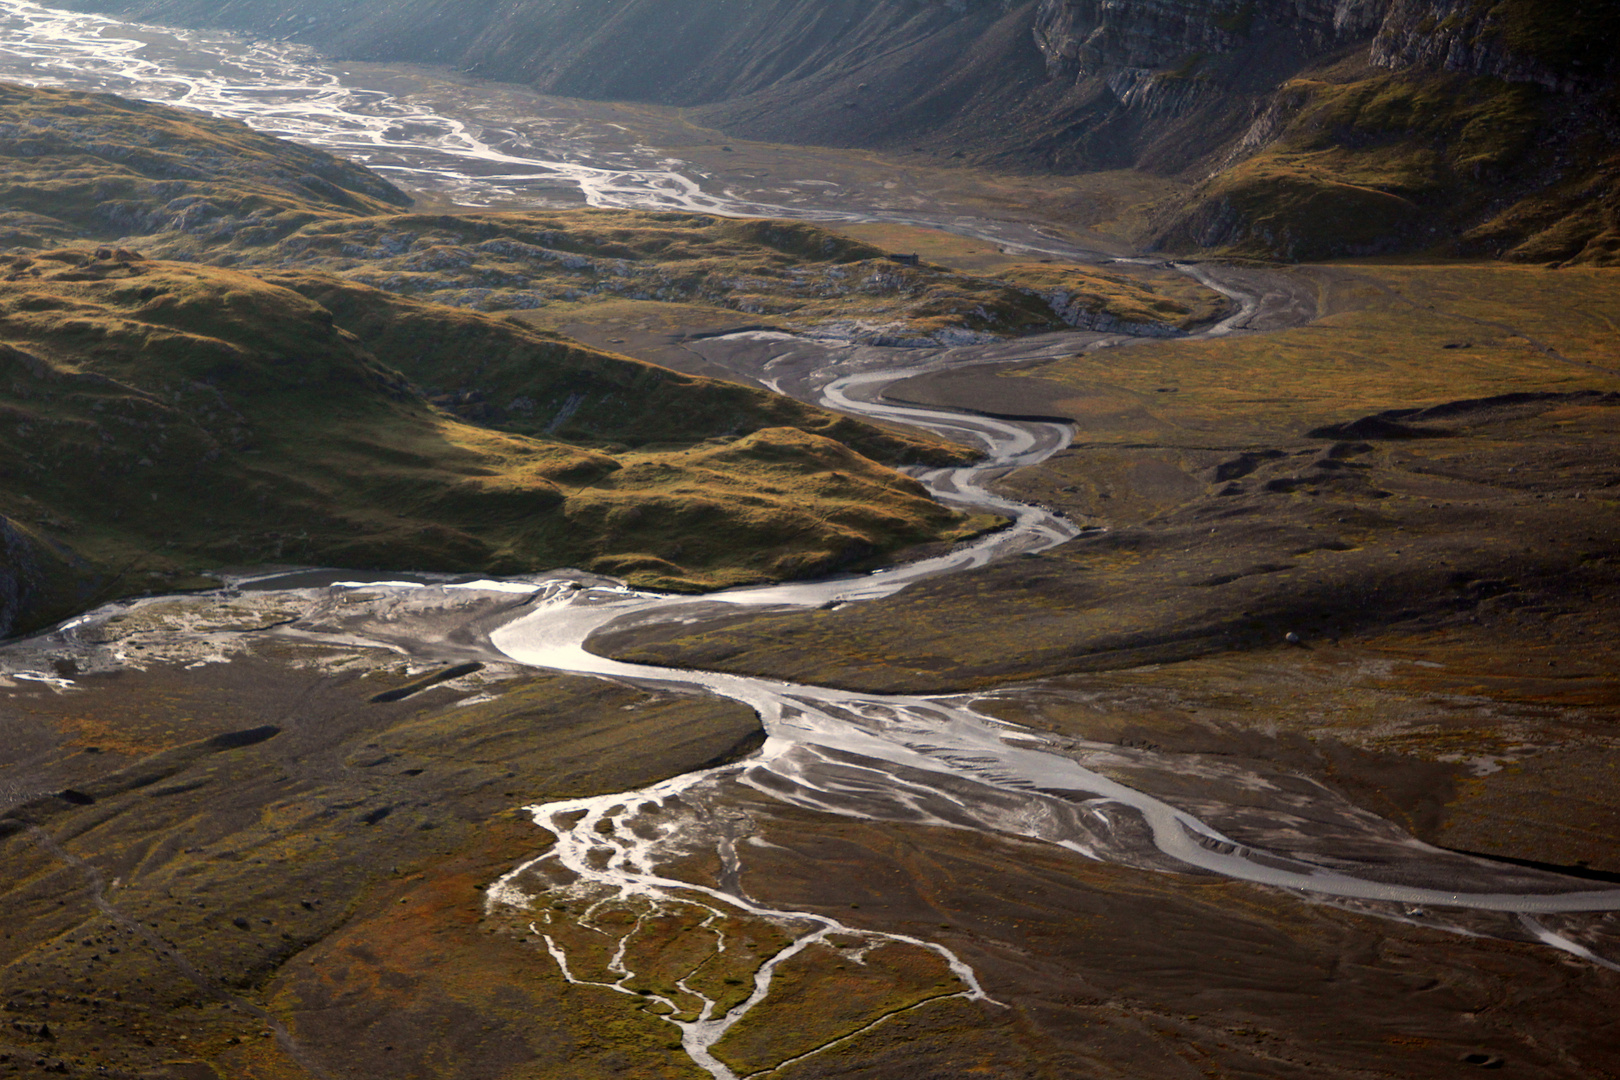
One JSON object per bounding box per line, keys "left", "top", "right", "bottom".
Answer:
{"left": 1031, "top": 0, "right": 1385, "bottom": 77}
{"left": 1373, "top": 0, "right": 1620, "bottom": 92}
{"left": 1030, "top": 0, "right": 1620, "bottom": 262}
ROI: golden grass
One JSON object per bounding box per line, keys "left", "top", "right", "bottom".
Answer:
{"left": 0, "top": 81, "right": 406, "bottom": 249}
{"left": 232, "top": 209, "right": 1212, "bottom": 341}
{"left": 1028, "top": 262, "right": 1620, "bottom": 445}
{"left": 0, "top": 250, "right": 985, "bottom": 602}
{"left": 1159, "top": 65, "right": 1619, "bottom": 265}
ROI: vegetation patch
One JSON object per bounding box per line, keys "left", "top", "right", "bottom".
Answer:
{"left": 0, "top": 249, "right": 984, "bottom": 616}
{"left": 0, "top": 81, "right": 407, "bottom": 250}
{"left": 1158, "top": 66, "right": 1620, "bottom": 265}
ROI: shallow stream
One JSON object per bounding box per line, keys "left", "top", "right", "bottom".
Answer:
{"left": 3, "top": 5, "right": 1618, "bottom": 1075}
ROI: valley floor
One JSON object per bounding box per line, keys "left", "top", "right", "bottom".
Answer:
{"left": 0, "top": 11, "right": 1618, "bottom": 1078}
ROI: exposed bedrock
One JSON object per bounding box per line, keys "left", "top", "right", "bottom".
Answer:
{"left": 1032, "top": 0, "right": 1385, "bottom": 80}
{"left": 48, "top": 0, "right": 1610, "bottom": 169}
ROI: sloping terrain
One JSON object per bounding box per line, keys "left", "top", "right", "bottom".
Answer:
{"left": 0, "top": 82, "right": 1207, "bottom": 342}
{"left": 0, "top": 248, "right": 986, "bottom": 636}
{"left": 0, "top": 81, "right": 410, "bottom": 250}
{"left": 0, "top": 80, "right": 1239, "bottom": 638}
{"left": 230, "top": 211, "right": 1206, "bottom": 341}
{"left": 54, "top": 0, "right": 1620, "bottom": 264}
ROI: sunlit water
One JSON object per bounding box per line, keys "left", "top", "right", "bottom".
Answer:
{"left": 3, "top": 4, "right": 1616, "bottom": 1072}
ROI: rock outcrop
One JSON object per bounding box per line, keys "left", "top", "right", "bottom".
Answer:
{"left": 1032, "top": 0, "right": 1384, "bottom": 80}
{"left": 1373, "top": 0, "right": 1619, "bottom": 92}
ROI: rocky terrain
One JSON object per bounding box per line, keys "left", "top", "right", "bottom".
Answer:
{"left": 52, "top": 0, "right": 1620, "bottom": 262}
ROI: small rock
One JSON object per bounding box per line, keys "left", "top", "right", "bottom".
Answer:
{"left": 1285, "top": 632, "right": 1302, "bottom": 645}
{"left": 232, "top": 917, "right": 250, "bottom": 930}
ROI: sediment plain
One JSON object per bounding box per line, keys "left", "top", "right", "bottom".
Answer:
{"left": 0, "top": 3, "right": 1616, "bottom": 1080}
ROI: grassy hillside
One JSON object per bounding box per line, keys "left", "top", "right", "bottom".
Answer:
{"left": 0, "top": 248, "right": 988, "bottom": 634}
{"left": 1156, "top": 61, "right": 1620, "bottom": 264}
{"left": 224, "top": 209, "right": 1212, "bottom": 344}
{"left": 0, "top": 82, "right": 409, "bottom": 250}
{"left": 0, "top": 80, "right": 1234, "bottom": 635}
{"left": 232, "top": 210, "right": 1179, "bottom": 341}
{"left": 0, "top": 83, "right": 1206, "bottom": 342}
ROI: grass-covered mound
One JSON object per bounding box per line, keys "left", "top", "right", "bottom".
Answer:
{"left": 0, "top": 81, "right": 410, "bottom": 250}
{"left": 0, "top": 248, "right": 986, "bottom": 629}
{"left": 1157, "top": 61, "right": 1620, "bottom": 265}
{"left": 216, "top": 209, "right": 1205, "bottom": 341}
{"left": 0, "top": 83, "right": 1208, "bottom": 342}
{"left": 262, "top": 269, "right": 969, "bottom": 461}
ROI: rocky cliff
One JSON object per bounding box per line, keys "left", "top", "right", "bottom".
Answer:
{"left": 1032, "top": 0, "right": 1382, "bottom": 79}
{"left": 1373, "top": 0, "right": 1619, "bottom": 92}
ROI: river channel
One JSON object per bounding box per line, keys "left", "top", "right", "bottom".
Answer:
{"left": 2, "top": 4, "right": 1618, "bottom": 1076}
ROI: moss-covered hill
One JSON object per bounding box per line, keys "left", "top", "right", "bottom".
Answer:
{"left": 1155, "top": 58, "right": 1620, "bottom": 265}
{"left": 0, "top": 81, "right": 410, "bottom": 250}
{"left": 0, "top": 248, "right": 986, "bottom": 636}
{"left": 0, "top": 82, "right": 1205, "bottom": 343}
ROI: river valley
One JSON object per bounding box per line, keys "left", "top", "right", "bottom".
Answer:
{"left": 2, "top": 3, "right": 1619, "bottom": 1079}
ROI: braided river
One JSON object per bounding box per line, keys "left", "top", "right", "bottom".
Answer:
{"left": 2, "top": 3, "right": 1618, "bottom": 1075}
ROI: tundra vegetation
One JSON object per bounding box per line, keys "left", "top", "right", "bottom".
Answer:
{"left": 1, "top": 1, "right": 1618, "bottom": 1077}
{"left": 1, "top": 82, "right": 1219, "bottom": 632}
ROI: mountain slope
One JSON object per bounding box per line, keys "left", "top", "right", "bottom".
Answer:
{"left": 0, "top": 81, "right": 409, "bottom": 250}
{"left": 55, "top": 0, "right": 1620, "bottom": 264}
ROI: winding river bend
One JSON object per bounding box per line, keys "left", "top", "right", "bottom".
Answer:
{"left": 3, "top": 3, "right": 1619, "bottom": 1075}
{"left": 476, "top": 359, "right": 1620, "bottom": 1074}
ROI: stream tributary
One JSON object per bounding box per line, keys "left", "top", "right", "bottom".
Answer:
{"left": 3, "top": 4, "right": 1618, "bottom": 1074}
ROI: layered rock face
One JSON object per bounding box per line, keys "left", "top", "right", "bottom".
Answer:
{"left": 1032, "top": 0, "right": 1384, "bottom": 80}
{"left": 61, "top": 0, "right": 1604, "bottom": 154}
{"left": 72, "top": 0, "right": 1597, "bottom": 170}
{"left": 1373, "top": 0, "right": 1620, "bottom": 92}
